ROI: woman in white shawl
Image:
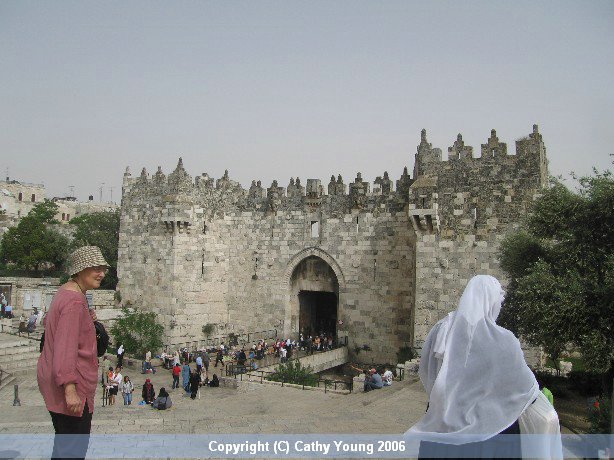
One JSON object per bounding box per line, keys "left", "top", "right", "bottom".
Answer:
{"left": 407, "top": 275, "right": 562, "bottom": 459}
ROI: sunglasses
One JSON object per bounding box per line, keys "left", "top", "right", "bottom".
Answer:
{"left": 90, "top": 266, "right": 109, "bottom": 274}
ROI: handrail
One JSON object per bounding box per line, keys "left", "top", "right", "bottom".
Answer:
{"left": 224, "top": 365, "right": 353, "bottom": 393}
{"left": 168, "top": 329, "right": 279, "bottom": 353}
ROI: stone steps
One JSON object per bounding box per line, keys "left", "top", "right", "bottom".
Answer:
{"left": 339, "top": 377, "right": 424, "bottom": 412}
{"left": 0, "top": 333, "right": 41, "bottom": 374}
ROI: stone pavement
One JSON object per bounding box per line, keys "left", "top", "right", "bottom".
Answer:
{"left": 0, "top": 360, "right": 427, "bottom": 435}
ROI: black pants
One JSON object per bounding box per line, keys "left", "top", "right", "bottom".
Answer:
{"left": 49, "top": 402, "right": 92, "bottom": 460}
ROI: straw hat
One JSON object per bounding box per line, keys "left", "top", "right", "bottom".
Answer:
{"left": 68, "top": 246, "right": 110, "bottom": 276}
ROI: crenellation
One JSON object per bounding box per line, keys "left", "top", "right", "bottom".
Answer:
{"left": 287, "top": 177, "right": 306, "bottom": 198}
{"left": 447, "top": 133, "right": 474, "bottom": 161}
{"left": 480, "top": 129, "right": 508, "bottom": 159}
{"left": 373, "top": 171, "right": 393, "bottom": 196}
{"left": 195, "top": 173, "right": 215, "bottom": 189}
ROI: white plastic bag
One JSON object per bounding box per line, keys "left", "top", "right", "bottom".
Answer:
{"left": 518, "top": 391, "right": 563, "bottom": 460}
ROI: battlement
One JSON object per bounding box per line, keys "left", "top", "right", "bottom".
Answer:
{"left": 122, "top": 158, "right": 414, "bottom": 216}
{"left": 415, "top": 124, "right": 547, "bottom": 174}
{"left": 121, "top": 125, "right": 547, "bottom": 220}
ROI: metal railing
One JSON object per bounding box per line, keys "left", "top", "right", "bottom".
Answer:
{"left": 223, "top": 364, "right": 353, "bottom": 393}
{"left": 168, "top": 329, "right": 279, "bottom": 354}
{"left": 101, "top": 386, "right": 109, "bottom": 406}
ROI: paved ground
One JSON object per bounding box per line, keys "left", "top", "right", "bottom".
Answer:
{"left": 0, "top": 341, "right": 580, "bottom": 459}
{"left": 0, "top": 359, "right": 427, "bottom": 435}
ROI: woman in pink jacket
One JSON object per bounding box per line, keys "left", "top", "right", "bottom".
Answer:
{"left": 37, "top": 246, "right": 109, "bottom": 460}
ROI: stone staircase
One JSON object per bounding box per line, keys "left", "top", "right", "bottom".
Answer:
{"left": 0, "top": 333, "right": 41, "bottom": 376}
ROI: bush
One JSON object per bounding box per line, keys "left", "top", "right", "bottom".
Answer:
{"left": 267, "top": 360, "right": 319, "bottom": 387}
{"left": 227, "top": 332, "right": 239, "bottom": 346}
{"left": 567, "top": 371, "right": 603, "bottom": 396}
{"left": 397, "top": 345, "right": 416, "bottom": 363}
{"left": 109, "top": 307, "right": 164, "bottom": 358}
{"left": 588, "top": 397, "right": 611, "bottom": 434}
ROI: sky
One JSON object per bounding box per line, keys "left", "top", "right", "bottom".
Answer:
{"left": 1, "top": 1, "right": 613, "bottom": 202}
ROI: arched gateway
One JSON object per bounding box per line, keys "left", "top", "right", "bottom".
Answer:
{"left": 284, "top": 248, "right": 345, "bottom": 338}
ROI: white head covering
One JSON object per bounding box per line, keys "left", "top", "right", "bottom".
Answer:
{"left": 408, "top": 275, "right": 539, "bottom": 444}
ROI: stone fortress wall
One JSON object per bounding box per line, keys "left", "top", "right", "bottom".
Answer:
{"left": 117, "top": 125, "right": 548, "bottom": 363}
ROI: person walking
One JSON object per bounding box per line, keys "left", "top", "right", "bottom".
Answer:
{"left": 214, "top": 348, "right": 223, "bottom": 367}
{"left": 181, "top": 361, "right": 191, "bottom": 393}
{"left": 37, "top": 246, "right": 109, "bottom": 460}
{"left": 172, "top": 363, "right": 181, "bottom": 389}
{"left": 117, "top": 344, "right": 124, "bottom": 368}
{"left": 195, "top": 354, "right": 203, "bottom": 374}
{"left": 189, "top": 369, "right": 201, "bottom": 400}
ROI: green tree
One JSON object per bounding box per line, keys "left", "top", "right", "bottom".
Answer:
{"left": 109, "top": 307, "right": 165, "bottom": 358}
{"left": 69, "top": 210, "right": 120, "bottom": 289}
{"left": 0, "top": 200, "right": 69, "bottom": 273}
{"left": 499, "top": 171, "right": 614, "bottom": 392}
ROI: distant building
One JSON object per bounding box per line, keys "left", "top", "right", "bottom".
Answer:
{"left": 0, "top": 178, "right": 46, "bottom": 220}
{"left": 0, "top": 178, "right": 117, "bottom": 235}
{"left": 51, "top": 196, "right": 118, "bottom": 223}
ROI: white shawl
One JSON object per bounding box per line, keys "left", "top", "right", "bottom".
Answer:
{"left": 408, "top": 275, "right": 540, "bottom": 444}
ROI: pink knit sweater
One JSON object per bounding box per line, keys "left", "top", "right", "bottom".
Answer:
{"left": 37, "top": 288, "right": 98, "bottom": 415}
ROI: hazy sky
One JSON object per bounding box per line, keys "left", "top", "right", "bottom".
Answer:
{"left": 1, "top": 1, "right": 613, "bottom": 202}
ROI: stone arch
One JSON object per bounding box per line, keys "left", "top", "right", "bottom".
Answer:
{"left": 283, "top": 247, "right": 345, "bottom": 290}
{"left": 281, "top": 247, "right": 345, "bottom": 338}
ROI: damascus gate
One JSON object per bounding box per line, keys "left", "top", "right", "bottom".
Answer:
{"left": 117, "top": 125, "right": 548, "bottom": 362}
